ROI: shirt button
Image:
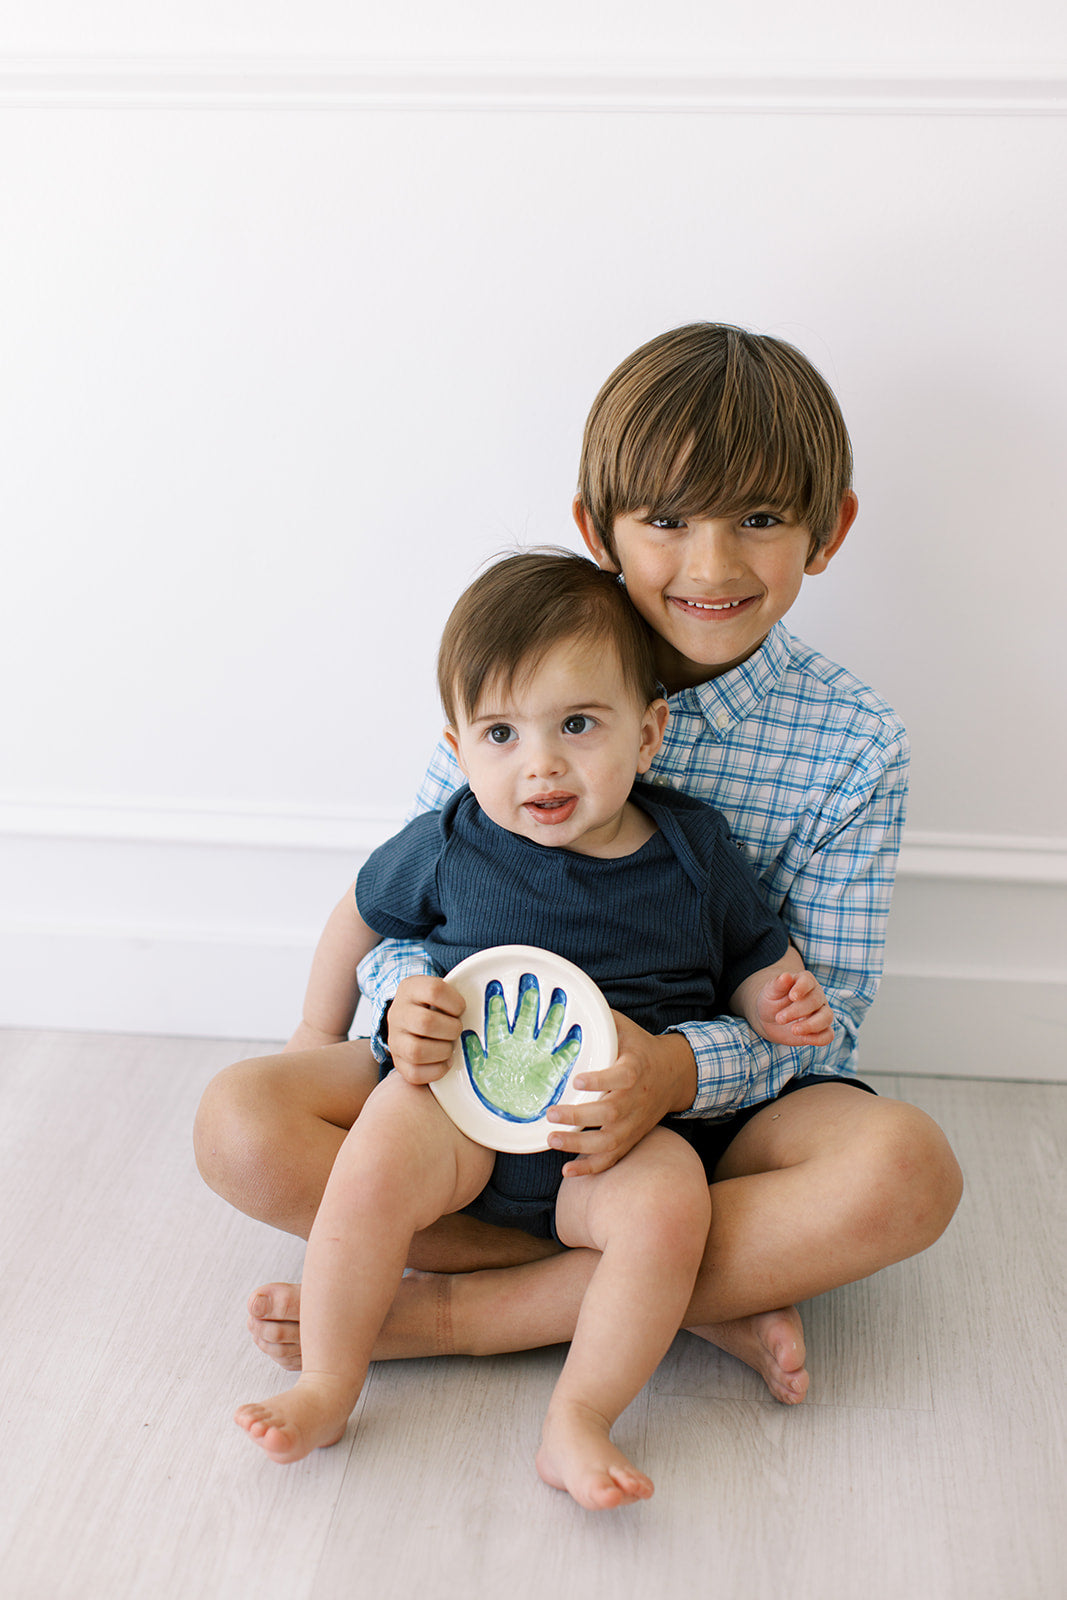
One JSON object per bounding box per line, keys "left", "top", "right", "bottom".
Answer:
{"left": 716, "top": 714, "right": 730, "bottom": 730}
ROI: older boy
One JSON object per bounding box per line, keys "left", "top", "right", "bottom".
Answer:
{"left": 196, "top": 323, "right": 962, "bottom": 1406}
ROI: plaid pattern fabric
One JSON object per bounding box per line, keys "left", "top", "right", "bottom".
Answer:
{"left": 356, "top": 623, "right": 908, "bottom": 1117}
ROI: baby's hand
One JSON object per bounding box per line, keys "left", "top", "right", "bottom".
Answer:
{"left": 387, "top": 975, "right": 465, "bottom": 1084}
{"left": 755, "top": 970, "right": 834, "bottom": 1048}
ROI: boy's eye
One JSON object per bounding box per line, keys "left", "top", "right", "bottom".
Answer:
{"left": 646, "top": 515, "right": 686, "bottom": 531}
{"left": 486, "top": 724, "right": 516, "bottom": 745}
{"left": 562, "top": 714, "right": 596, "bottom": 736}
{"left": 741, "top": 512, "right": 784, "bottom": 530}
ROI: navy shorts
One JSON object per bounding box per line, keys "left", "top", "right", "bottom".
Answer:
{"left": 460, "top": 1072, "right": 878, "bottom": 1243}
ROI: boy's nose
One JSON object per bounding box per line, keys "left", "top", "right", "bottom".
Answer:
{"left": 686, "top": 521, "right": 744, "bottom": 581}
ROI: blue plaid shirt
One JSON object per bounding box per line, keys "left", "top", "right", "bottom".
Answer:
{"left": 356, "top": 622, "right": 908, "bottom": 1118}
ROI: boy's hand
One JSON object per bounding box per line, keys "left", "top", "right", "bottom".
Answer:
{"left": 754, "top": 970, "right": 834, "bottom": 1048}
{"left": 284, "top": 1020, "right": 350, "bottom": 1053}
{"left": 387, "top": 975, "right": 465, "bottom": 1085}
{"left": 545, "top": 1014, "right": 697, "bottom": 1177}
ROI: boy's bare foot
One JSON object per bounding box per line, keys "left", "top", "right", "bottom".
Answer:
{"left": 234, "top": 1372, "right": 357, "bottom": 1463}
{"left": 248, "top": 1283, "right": 303, "bottom": 1370}
{"left": 535, "top": 1402, "right": 654, "bottom": 1511}
{"left": 687, "top": 1306, "right": 809, "bottom": 1404}
{"left": 248, "top": 1273, "right": 443, "bottom": 1369}
{"left": 248, "top": 1284, "right": 810, "bottom": 1403}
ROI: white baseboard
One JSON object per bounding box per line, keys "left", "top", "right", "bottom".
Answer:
{"left": 858, "top": 973, "right": 1065, "bottom": 1083}
{"left": 0, "top": 924, "right": 302, "bottom": 1045}
{"left": 2, "top": 803, "right": 1065, "bottom": 1078}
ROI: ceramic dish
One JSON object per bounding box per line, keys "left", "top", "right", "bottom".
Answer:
{"left": 429, "top": 944, "right": 615, "bottom": 1153}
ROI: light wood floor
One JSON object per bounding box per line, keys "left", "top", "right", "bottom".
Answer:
{"left": 1, "top": 1029, "right": 1064, "bottom": 1600}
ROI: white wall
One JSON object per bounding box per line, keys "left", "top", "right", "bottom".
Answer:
{"left": 2, "top": 5, "right": 1065, "bottom": 1076}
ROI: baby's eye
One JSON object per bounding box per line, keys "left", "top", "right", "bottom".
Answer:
{"left": 486, "top": 724, "right": 516, "bottom": 745}
{"left": 562, "top": 714, "right": 596, "bottom": 736}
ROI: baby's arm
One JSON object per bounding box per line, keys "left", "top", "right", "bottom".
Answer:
{"left": 286, "top": 882, "right": 381, "bottom": 1052}
{"left": 730, "top": 945, "right": 835, "bottom": 1049}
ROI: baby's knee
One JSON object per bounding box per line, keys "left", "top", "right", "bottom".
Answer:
{"left": 633, "top": 1142, "right": 712, "bottom": 1248}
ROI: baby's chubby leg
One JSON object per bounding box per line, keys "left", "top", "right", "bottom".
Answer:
{"left": 536, "top": 1127, "right": 711, "bottom": 1509}
{"left": 235, "top": 1073, "right": 494, "bottom": 1464}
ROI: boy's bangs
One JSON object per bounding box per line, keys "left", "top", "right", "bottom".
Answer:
{"left": 618, "top": 400, "right": 815, "bottom": 529}
{"left": 583, "top": 325, "right": 851, "bottom": 548}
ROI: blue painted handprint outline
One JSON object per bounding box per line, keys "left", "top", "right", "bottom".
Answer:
{"left": 461, "top": 972, "right": 583, "bottom": 1123}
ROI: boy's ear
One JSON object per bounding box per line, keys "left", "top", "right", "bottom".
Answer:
{"left": 443, "top": 726, "right": 467, "bottom": 774}
{"left": 806, "top": 491, "right": 858, "bottom": 574}
{"left": 573, "top": 497, "right": 620, "bottom": 574}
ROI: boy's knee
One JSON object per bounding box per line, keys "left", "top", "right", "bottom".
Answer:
{"left": 853, "top": 1102, "right": 963, "bottom": 1253}
{"left": 193, "top": 1054, "right": 286, "bottom": 1196}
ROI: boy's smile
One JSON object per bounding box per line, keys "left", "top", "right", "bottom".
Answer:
{"left": 444, "top": 636, "right": 667, "bottom": 858}
{"left": 576, "top": 496, "right": 855, "bottom": 694}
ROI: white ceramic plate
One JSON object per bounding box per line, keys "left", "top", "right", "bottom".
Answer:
{"left": 429, "top": 944, "right": 616, "bottom": 1153}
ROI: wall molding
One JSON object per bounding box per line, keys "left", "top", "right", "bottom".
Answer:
{"left": 1, "top": 56, "right": 1066, "bottom": 115}
{"left": 4, "top": 795, "right": 1066, "bottom": 883}
{"left": 896, "top": 832, "right": 1067, "bottom": 886}
{"left": 3, "top": 799, "right": 1064, "bottom": 1069}
{"left": 0, "top": 795, "right": 396, "bottom": 854}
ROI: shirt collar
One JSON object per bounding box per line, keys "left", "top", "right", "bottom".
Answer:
{"left": 667, "top": 622, "right": 793, "bottom": 734}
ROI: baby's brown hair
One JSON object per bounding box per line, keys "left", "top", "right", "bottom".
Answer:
{"left": 438, "top": 549, "right": 659, "bottom": 727}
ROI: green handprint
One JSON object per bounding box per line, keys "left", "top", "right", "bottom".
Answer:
{"left": 462, "top": 973, "right": 582, "bottom": 1122}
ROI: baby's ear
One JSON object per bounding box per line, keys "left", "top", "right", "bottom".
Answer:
{"left": 443, "top": 727, "right": 467, "bottom": 773}
{"left": 637, "top": 698, "right": 669, "bottom": 771}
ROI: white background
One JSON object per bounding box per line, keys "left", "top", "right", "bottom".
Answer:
{"left": 2, "top": 3, "right": 1065, "bottom": 1067}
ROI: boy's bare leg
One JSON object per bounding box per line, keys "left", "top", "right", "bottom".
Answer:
{"left": 450, "top": 1085, "right": 961, "bottom": 1396}
{"left": 247, "top": 1083, "right": 961, "bottom": 1400}
{"left": 195, "top": 1040, "right": 563, "bottom": 1269}
{"left": 216, "top": 1058, "right": 962, "bottom": 1397}
{"left": 234, "top": 1073, "right": 494, "bottom": 1464}
{"left": 534, "top": 1128, "right": 711, "bottom": 1509}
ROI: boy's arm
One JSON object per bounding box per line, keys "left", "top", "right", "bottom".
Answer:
{"left": 548, "top": 736, "right": 907, "bottom": 1172}
{"left": 286, "top": 884, "right": 380, "bottom": 1052}
{"left": 672, "top": 735, "right": 906, "bottom": 1112}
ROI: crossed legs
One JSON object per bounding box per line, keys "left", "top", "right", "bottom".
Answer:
{"left": 196, "top": 1042, "right": 963, "bottom": 1410}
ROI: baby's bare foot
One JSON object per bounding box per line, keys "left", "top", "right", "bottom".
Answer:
{"left": 687, "top": 1306, "right": 809, "bottom": 1404}
{"left": 234, "top": 1373, "right": 357, "bottom": 1463}
{"left": 536, "top": 1403, "right": 654, "bottom": 1511}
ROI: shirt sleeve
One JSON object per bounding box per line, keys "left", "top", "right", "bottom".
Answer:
{"left": 671, "top": 729, "right": 909, "bottom": 1117}
{"left": 357, "top": 737, "right": 466, "bottom": 1061}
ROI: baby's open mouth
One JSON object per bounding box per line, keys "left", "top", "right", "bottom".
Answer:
{"left": 524, "top": 793, "right": 578, "bottom": 824}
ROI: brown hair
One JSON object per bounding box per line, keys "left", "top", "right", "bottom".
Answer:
{"left": 438, "top": 549, "right": 659, "bottom": 726}
{"left": 578, "top": 323, "right": 853, "bottom": 559}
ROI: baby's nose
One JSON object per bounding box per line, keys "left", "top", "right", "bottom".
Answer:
{"left": 527, "top": 737, "right": 566, "bottom": 777}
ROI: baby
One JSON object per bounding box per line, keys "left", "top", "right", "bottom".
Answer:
{"left": 235, "top": 550, "right": 833, "bottom": 1509}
